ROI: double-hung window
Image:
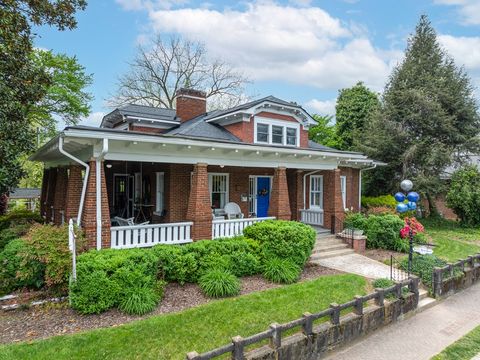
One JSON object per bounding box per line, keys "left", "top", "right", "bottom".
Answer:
{"left": 155, "top": 172, "right": 165, "bottom": 213}
{"left": 255, "top": 118, "right": 300, "bottom": 147}
{"left": 208, "top": 173, "right": 229, "bottom": 209}
{"left": 340, "top": 176, "right": 347, "bottom": 209}
{"left": 310, "top": 175, "right": 323, "bottom": 209}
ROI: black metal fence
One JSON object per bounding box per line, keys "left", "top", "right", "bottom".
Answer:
{"left": 186, "top": 277, "right": 420, "bottom": 360}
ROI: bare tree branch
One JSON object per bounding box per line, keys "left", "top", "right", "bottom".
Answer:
{"left": 108, "top": 35, "right": 250, "bottom": 110}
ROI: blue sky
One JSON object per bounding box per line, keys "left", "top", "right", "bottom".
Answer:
{"left": 33, "top": 0, "right": 480, "bottom": 127}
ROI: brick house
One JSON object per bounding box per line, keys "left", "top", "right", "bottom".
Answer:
{"left": 32, "top": 89, "right": 382, "bottom": 250}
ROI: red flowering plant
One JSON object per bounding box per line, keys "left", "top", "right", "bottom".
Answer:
{"left": 400, "top": 217, "right": 424, "bottom": 239}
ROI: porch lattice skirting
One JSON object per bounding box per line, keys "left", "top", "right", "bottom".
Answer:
{"left": 212, "top": 217, "right": 275, "bottom": 239}
{"left": 110, "top": 222, "right": 193, "bottom": 249}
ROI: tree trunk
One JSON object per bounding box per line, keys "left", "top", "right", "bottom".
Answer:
{"left": 0, "top": 193, "right": 8, "bottom": 215}
{"left": 425, "top": 192, "right": 439, "bottom": 218}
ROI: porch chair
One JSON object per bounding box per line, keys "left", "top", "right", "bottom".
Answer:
{"left": 224, "top": 202, "right": 244, "bottom": 219}
{"left": 113, "top": 216, "right": 150, "bottom": 226}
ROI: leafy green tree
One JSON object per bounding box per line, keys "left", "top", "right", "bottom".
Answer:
{"left": 446, "top": 165, "right": 480, "bottom": 226}
{"left": 308, "top": 114, "right": 340, "bottom": 148}
{"left": 336, "top": 82, "right": 379, "bottom": 150}
{"left": 359, "top": 15, "right": 480, "bottom": 213}
{"left": 0, "top": 1, "right": 87, "bottom": 213}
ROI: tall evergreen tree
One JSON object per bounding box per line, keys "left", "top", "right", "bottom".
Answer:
{"left": 336, "top": 82, "right": 379, "bottom": 150}
{"left": 359, "top": 15, "right": 480, "bottom": 213}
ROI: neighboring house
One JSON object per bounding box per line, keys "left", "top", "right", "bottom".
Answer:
{"left": 8, "top": 188, "right": 41, "bottom": 212}
{"left": 31, "top": 88, "right": 382, "bottom": 250}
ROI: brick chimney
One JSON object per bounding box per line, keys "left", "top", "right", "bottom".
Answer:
{"left": 175, "top": 88, "right": 207, "bottom": 123}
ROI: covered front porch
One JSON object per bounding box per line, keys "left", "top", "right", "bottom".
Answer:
{"left": 33, "top": 127, "right": 368, "bottom": 250}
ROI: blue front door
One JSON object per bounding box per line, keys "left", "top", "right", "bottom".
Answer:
{"left": 256, "top": 177, "right": 270, "bottom": 217}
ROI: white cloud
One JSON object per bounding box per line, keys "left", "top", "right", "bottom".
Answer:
{"left": 79, "top": 112, "right": 105, "bottom": 127}
{"left": 434, "top": 0, "right": 480, "bottom": 25}
{"left": 439, "top": 35, "right": 480, "bottom": 70}
{"left": 305, "top": 98, "right": 337, "bottom": 116}
{"left": 145, "top": 2, "right": 396, "bottom": 91}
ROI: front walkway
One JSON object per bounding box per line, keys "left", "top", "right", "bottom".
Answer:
{"left": 311, "top": 253, "right": 399, "bottom": 279}
{"left": 324, "top": 282, "right": 480, "bottom": 360}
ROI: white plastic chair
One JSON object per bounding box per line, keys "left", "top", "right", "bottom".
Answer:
{"left": 113, "top": 216, "right": 149, "bottom": 226}
{"left": 224, "top": 202, "right": 244, "bottom": 219}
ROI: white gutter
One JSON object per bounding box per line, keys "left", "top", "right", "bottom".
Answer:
{"left": 96, "top": 138, "right": 109, "bottom": 250}
{"left": 58, "top": 136, "right": 89, "bottom": 227}
{"left": 358, "top": 164, "right": 377, "bottom": 210}
{"left": 303, "top": 170, "right": 323, "bottom": 210}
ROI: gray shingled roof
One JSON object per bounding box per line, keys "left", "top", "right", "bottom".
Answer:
{"left": 203, "top": 96, "right": 302, "bottom": 121}
{"left": 101, "top": 104, "right": 178, "bottom": 128}
{"left": 9, "top": 188, "right": 41, "bottom": 199}
{"left": 165, "top": 115, "right": 241, "bottom": 142}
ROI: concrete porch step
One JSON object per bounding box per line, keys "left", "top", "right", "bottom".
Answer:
{"left": 419, "top": 288, "right": 428, "bottom": 301}
{"left": 310, "top": 248, "right": 355, "bottom": 260}
{"left": 313, "top": 243, "right": 350, "bottom": 253}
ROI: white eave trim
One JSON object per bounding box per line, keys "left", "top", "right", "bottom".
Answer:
{"left": 63, "top": 128, "right": 368, "bottom": 160}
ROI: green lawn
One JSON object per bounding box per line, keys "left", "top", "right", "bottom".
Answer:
{"left": 0, "top": 274, "right": 366, "bottom": 360}
{"left": 421, "top": 218, "right": 480, "bottom": 262}
{"left": 431, "top": 325, "right": 480, "bottom": 360}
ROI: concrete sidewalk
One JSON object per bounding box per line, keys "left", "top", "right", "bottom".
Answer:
{"left": 324, "top": 282, "right": 480, "bottom": 360}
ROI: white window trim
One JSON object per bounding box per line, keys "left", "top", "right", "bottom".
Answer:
{"left": 340, "top": 175, "right": 347, "bottom": 210}
{"left": 208, "top": 173, "right": 229, "bottom": 209}
{"left": 254, "top": 117, "right": 300, "bottom": 147}
{"left": 155, "top": 172, "right": 165, "bottom": 214}
{"left": 309, "top": 175, "right": 323, "bottom": 210}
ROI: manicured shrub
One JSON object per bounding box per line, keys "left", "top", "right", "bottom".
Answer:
{"left": 16, "top": 224, "right": 85, "bottom": 294}
{"left": 199, "top": 269, "right": 240, "bottom": 298}
{"left": 70, "top": 270, "right": 120, "bottom": 314}
{"left": 372, "top": 278, "right": 395, "bottom": 289}
{"left": 243, "top": 220, "right": 316, "bottom": 267}
{"left": 400, "top": 254, "right": 448, "bottom": 288}
{"left": 344, "top": 212, "right": 368, "bottom": 230}
{"left": 446, "top": 165, "right": 480, "bottom": 226}
{"left": 366, "top": 206, "right": 396, "bottom": 216}
{"left": 118, "top": 286, "right": 159, "bottom": 315}
{"left": 0, "top": 239, "right": 44, "bottom": 295}
{"left": 262, "top": 258, "right": 301, "bottom": 284}
{"left": 0, "top": 209, "right": 43, "bottom": 232}
{"left": 361, "top": 195, "right": 397, "bottom": 209}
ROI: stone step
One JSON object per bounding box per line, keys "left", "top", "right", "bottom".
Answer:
{"left": 417, "top": 297, "right": 437, "bottom": 313}
{"left": 419, "top": 288, "right": 429, "bottom": 301}
{"left": 310, "top": 248, "right": 355, "bottom": 260}
{"left": 313, "top": 243, "right": 349, "bottom": 253}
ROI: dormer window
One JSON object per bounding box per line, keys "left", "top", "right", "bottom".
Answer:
{"left": 254, "top": 117, "right": 300, "bottom": 147}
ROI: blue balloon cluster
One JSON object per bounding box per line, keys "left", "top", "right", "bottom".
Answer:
{"left": 395, "top": 191, "right": 420, "bottom": 213}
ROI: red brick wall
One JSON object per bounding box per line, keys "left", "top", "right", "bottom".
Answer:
{"left": 129, "top": 125, "right": 168, "bottom": 134}
{"left": 268, "top": 167, "right": 292, "bottom": 220}
{"left": 176, "top": 89, "right": 207, "bottom": 122}
{"left": 45, "top": 168, "right": 57, "bottom": 222}
{"left": 65, "top": 165, "right": 83, "bottom": 221}
{"left": 223, "top": 111, "right": 309, "bottom": 148}
{"left": 52, "top": 167, "right": 68, "bottom": 225}
{"left": 186, "top": 163, "right": 212, "bottom": 240}
{"left": 340, "top": 167, "right": 360, "bottom": 211}
{"left": 82, "top": 160, "right": 111, "bottom": 249}
{"left": 40, "top": 169, "right": 49, "bottom": 219}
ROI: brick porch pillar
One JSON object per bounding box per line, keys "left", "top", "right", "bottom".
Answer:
{"left": 186, "top": 163, "right": 212, "bottom": 240}
{"left": 81, "top": 160, "right": 111, "bottom": 249}
{"left": 323, "top": 169, "right": 344, "bottom": 233}
{"left": 45, "top": 168, "right": 57, "bottom": 223}
{"left": 65, "top": 165, "right": 83, "bottom": 221}
{"left": 294, "top": 170, "right": 304, "bottom": 221}
{"left": 268, "top": 166, "right": 292, "bottom": 220}
{"left": 40, "top": 168, "right": 49, "bottom": 219}
{"left": 52, "top": 167, "right": 68, "bottom": 225}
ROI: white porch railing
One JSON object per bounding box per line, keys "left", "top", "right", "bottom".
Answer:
{"left": 212, "top": 217, "right": 275, "bottom": 239}
{"left": 110, "top": 221, "right": 193, "bottom": 249}
{"left": 300, "top": 209, "right": 324, "bottom": 226}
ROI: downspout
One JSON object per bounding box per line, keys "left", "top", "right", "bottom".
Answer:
{"left": 303, "top": 170, "right": 323, "bottom": 210}
{"left": 96, "top": 139, "right": 109, "bottom": 250}
{"left": 58, "top": 136, "right": 89, "bottom": 227}
{"left": 358, "top": 164, "right": 377, "bottom": 211}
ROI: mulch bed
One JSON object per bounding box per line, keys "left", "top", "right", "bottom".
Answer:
{"left": 0, "top": 263, "right": 341, "bottom": 345}
{"left": 363, "top": 249, "right": 406, "bottom": 263}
